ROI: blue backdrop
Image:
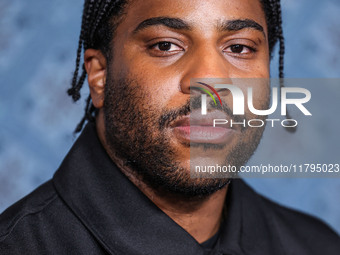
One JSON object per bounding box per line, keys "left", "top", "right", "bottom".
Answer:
{"left": 0, "top": 0, "right": 339, "bottom": 234}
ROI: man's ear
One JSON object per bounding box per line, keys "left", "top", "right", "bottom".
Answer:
{"left": 84, "top": 49, "right": 107, "bottom": 109}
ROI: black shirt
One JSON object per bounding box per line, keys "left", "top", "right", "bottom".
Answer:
{"left": 201, "top": 227, "right": 221, "bottom": 254}
{"left": 1, "top": 123, "right": 339, "bottom": 254}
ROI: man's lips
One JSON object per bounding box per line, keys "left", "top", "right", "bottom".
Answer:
{"left": 170, "top": 110, "right": 237, "bottom": 144}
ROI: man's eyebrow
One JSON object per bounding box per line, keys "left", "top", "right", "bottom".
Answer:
{"left": 133, "top": 17, "right": 192, "bottom": 34}
{"left": 218, "top": 19, "right": 265, "bottom": 37}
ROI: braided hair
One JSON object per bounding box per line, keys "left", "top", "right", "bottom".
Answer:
{"left": 68, "top": 0, "right": 287, "bottom": 133}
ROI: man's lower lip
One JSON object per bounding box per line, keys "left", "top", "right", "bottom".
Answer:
{"left": 172, "top": 126, "right": 235, "bottom": 144}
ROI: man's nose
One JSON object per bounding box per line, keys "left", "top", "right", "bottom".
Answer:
{"left": 180, "top": 46, "right": 230, "bottom": 94}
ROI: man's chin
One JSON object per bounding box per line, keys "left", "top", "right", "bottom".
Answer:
{"left": 150, "top": 179, "right": 230, "bottom": 200}
{"left": 136, "top": 163, "right": 230, "bottom": 199}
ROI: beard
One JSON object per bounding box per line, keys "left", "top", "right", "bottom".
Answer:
{"left": 103, "top": 74, "right": 266, "bottom": 199}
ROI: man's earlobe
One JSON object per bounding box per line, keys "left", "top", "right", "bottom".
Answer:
{"left": 84, "top": 49, "right": 107, "bottom": 109}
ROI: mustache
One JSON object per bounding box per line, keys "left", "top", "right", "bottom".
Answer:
{"left": 159, "top": 96, "right": 248, "bottom": 130}
{"left": 159, "top": 100, "right": 191, "bottom": 130}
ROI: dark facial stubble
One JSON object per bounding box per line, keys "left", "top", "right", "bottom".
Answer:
{"left": 103, "top": 73, "right": 266, "bottom": 199}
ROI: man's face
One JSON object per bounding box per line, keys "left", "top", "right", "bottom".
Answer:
{"left": 103, "top": 0, "right": 270, "bottom": 197}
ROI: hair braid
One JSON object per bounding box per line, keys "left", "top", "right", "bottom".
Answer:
{"left": 67, "top": 0, "right": 127, "bottom": 133}
{"left": 74, "top": 95, "right": 95, "bottom": 133}
{"left": 68, "top": 0, "right": 94, "bottom": 101}
{"left": 90, "top": 1, "right": 110, "bottom": 41}
{"left": 275, "top": 0, "right": 285, "bottom": 80}
{"left": 272, "top": 0, "right": 295, "bottom": 132}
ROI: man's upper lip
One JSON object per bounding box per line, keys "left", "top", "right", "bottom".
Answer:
{"left": 170, "top": 110, "right": 230, "bottom": 128}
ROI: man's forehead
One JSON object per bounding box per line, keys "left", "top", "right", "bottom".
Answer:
{"left": 122, "top": 0, "right": 267, "bottom": 33}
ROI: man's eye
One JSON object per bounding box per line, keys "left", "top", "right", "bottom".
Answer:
{"left": 151, "top": 42, "right": 182, "bottom": 52}
{"left": 225, "top": 44, "right": 256, "bottom": 54}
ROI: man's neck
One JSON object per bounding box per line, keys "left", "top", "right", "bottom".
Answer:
{"left": 96, "top": 118, "right": 228, "bottom": 243}
{"left": 113, "top": 156, "right": 228, "bottom": 244}
{"left": 143, "top": 184, "right": 228, "bottom": 244}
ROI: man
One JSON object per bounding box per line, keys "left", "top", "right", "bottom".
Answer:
{"left": 0, "top": 0, "right": 339, "bottom": 254}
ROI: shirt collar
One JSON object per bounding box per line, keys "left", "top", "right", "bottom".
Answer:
{"left": 53, "top": 123, "right": 205, "bottom": 255}
{"left": 53, "top": 123, "right": 283, "bottom": 255}
{"left": 217, "top": 180, "right": 284, "bottom": 255}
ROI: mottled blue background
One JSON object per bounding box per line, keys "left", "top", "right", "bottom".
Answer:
{"left": 1, "top": 0, "right": 340, "bottom": 234}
